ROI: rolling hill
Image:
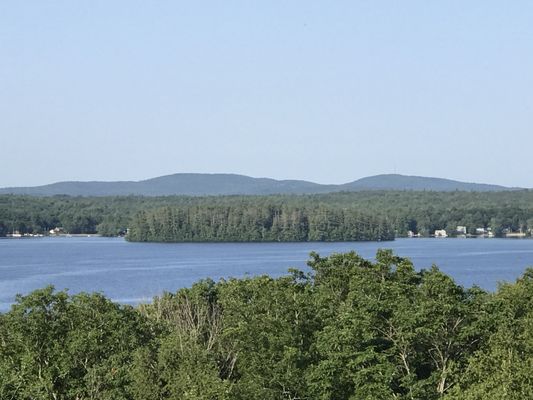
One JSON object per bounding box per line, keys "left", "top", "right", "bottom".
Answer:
{"left": 0, "top": 173, "right": 517, "bottom": 197}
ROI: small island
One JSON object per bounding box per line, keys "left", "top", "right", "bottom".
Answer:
{"left": 125, "top": 205, "right": 394, "bottom": 242}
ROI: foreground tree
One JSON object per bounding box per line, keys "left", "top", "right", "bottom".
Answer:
{"left": 0, "top": 287, "right": 152, "bottom": 400}
{"left": 446, "top": 269, "right": 533, "bottom": 399}
{"left": 1, "top": 252, "right": 532, "bottom": 399}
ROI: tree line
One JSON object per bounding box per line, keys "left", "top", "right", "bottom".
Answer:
{"left": 1, "top": 190, "right": 533, "bottom": 239}
{"left": 126, "top": 205, "right": 395, "bottom": 242}
{"left": 1, "top": 250, "right": 532, "bottom": 399}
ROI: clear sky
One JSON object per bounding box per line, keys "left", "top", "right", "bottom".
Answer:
{"left": 1, "top": 1, "right": 532, "bottom": 187}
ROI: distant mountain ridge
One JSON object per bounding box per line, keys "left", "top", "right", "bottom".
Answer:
{"left": 0, "top": 173, "right": 519, "bottom": 197}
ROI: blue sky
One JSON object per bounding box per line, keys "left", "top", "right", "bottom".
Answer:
{"left": 1, "top": 1, "right": 532, "bottom": 187}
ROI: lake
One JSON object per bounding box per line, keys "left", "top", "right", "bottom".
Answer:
{"left": 1, "top": 237, "right": 532, "bottom": 311}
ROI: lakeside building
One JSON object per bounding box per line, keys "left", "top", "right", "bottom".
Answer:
{"left": 434, "top": 229, "right": 448, "bottom": 238}
{"left": 505, "top": 231, "right": 527, "bottom": 238}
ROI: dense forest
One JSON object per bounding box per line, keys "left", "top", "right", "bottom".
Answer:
{"left": 1, "top": 190, "right": 533, "bottom": 240}
{"left": 1, "top": 250, "right": 532, "bottom": 399}
{"left": 126, "top": 205, "right": 394, "bottom": 242}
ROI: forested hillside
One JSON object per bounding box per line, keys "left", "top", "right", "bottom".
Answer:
{"left": 1, "top": 250, "right": 532, "bottom": 399}
{"left": 0, "top": 173, "right": 514, "bottom": 196}
{"left": 1, "top": 190, "right": 533, "bottom": 240}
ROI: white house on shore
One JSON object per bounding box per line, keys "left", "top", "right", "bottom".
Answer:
{"left": 434, "top": 229, "right": 448, "bottom": 238}
{"left": 456, "top": 226, "right": 467, "bottom": 235}
{"left": 49, "top": 227, "right": 64, "bottom": 236}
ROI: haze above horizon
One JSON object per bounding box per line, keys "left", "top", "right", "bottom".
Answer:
{"left": 1, "top": 1, "right": 532, "bottom": 188}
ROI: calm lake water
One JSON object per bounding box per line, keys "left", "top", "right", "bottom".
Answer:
{"left": 1, "top": 237, "right": 532, "bottom": 311}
